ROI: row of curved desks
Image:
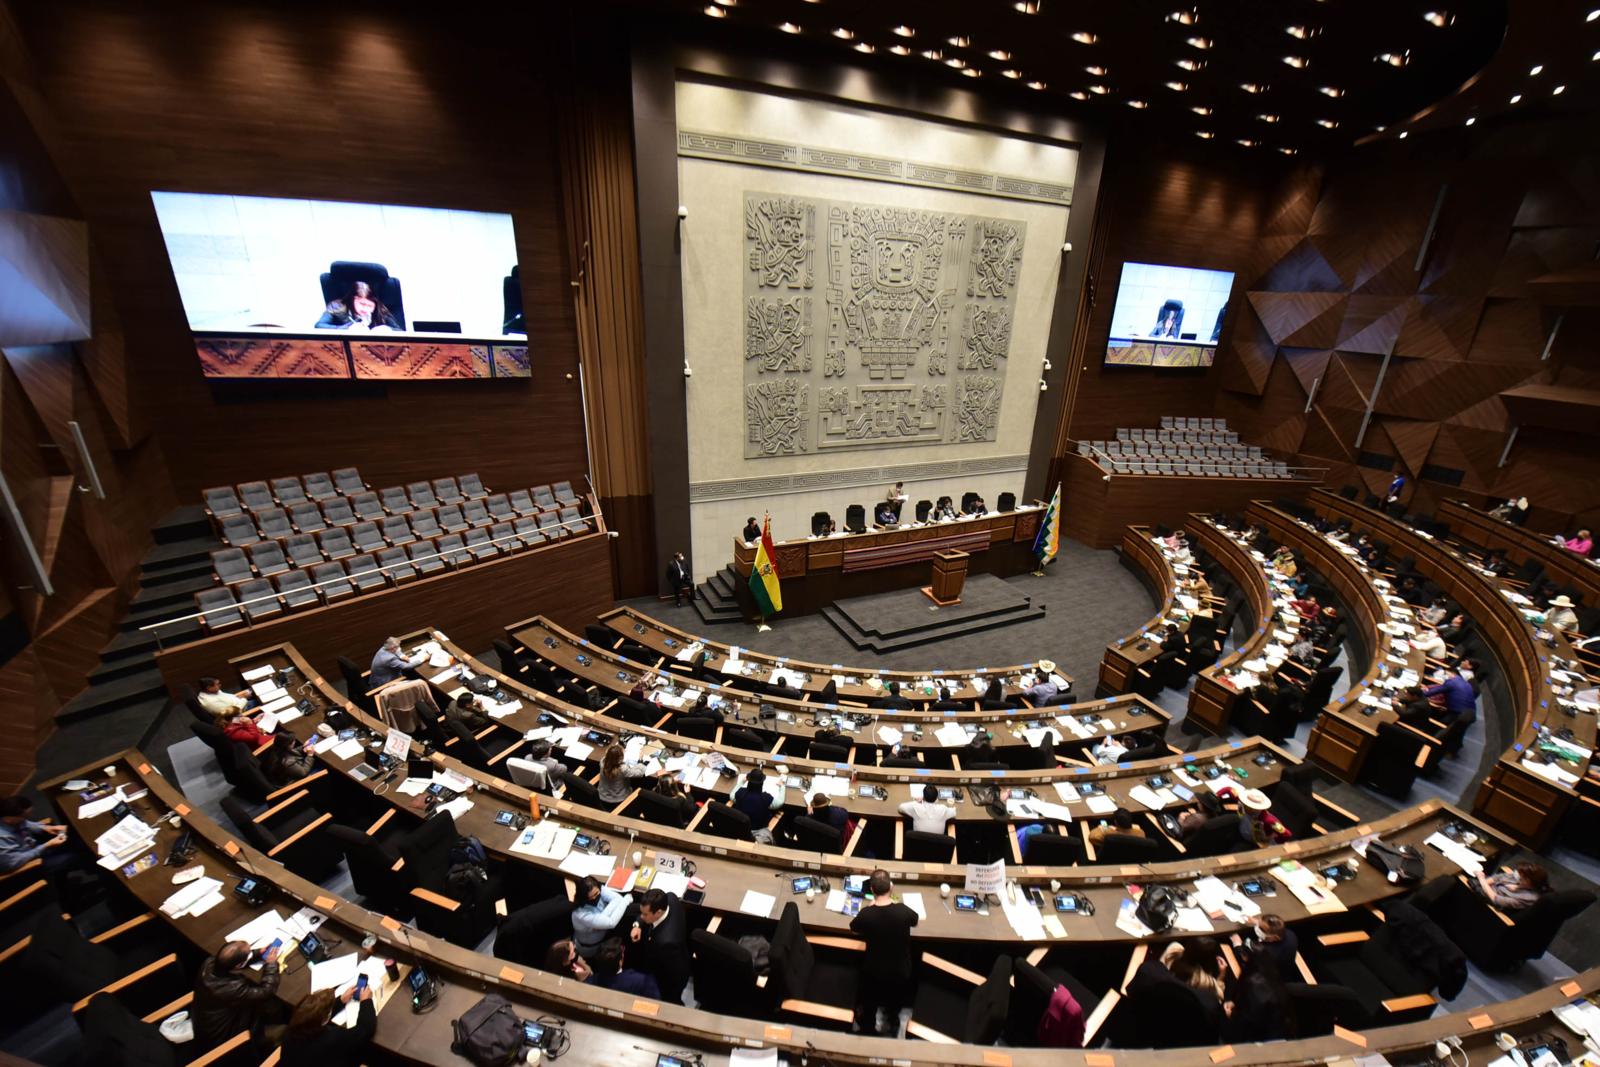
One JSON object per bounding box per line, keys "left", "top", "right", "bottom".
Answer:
{"left": 217, "top": 639, "right": 1503, "bottom": 951}
{"left": 1098, "top": 526, "right": 1221, "bottom": 696}
{"left": 1439, "top": 498, "right": 1600, "bottom": 607}
{"left": 511, "top": 615, "right": 1167, "bottom": 760}
{"left": 605, "top": 605, "right": 1067, "bottom": 709}
{"left": 1309, "top": 490, "right": 1599, "bottom": 849}
{"left": 1184, "top": 517, "right": 1281, "bottom": 735}
{"left": 40, "top": 750, "right": 1600, "bottom": 1067}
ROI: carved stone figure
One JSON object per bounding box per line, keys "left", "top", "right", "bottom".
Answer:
{"left": 968, "top": 220, "right": 1023, "bottom": 299}
{"left": 954, "top": 375, "right": 1002, "bottom": 443}
{"left": 820, "top": 384, "right": 944, "bottom": 445}
{"left": 746, "top": 196, "right": 815, "bottom": 289}
{"left": 745, "top": 379, "right": 809, "bottom": 455}
{"left": 959, "top": 305, "right": 1012, "bottom": 371}
{"left": 833, "top": 205, "right": 956, "bottom": 380}
{"left": 745, "top": 296, "right": 812, "bottom": 373}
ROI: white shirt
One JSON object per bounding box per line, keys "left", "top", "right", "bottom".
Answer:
{"left": 1549, "top": 607, "right": 1578, "bottom": 633}
{"left": 897, "top": 800, "right": 957, "bottom": 835}
{"left": 198, "top": 690, "right": 247, "bottom": 717}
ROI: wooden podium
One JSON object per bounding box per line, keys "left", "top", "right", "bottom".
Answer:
{"left": 922, "top": 549, "right": 970, "bottom": 606}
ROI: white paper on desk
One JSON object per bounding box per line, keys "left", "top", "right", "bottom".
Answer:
{"left": 652, "top": 872, "right": 689, "bottom": 898}
{"left": 824, "top": 889, "right": 849, "bottom": 914}
{"left": 739, "top": 889, "right": 776, "bottom": 919}
{"left": 226, "top": 910, "right": 287, "bottom": 947}
{"left": 1115, "top": 899, "right": 1153, "bottom": 938}
{"left": 485, "top": 700, "right": 522, "bottom": 719}
{"left": 79, "top": 787, "right": 129, "bottom": 820}
{"left": 256, "top": 712, "right": 279, "bottom": 734}
{"left": 1127, "top": 785, "right": 1169, "bottom": 811}
{"left": 934, "top": 722, "right": 970, "bottom": 747}
{"left": 436, "top": 769, "right": 473, "bottom": 793}
{"left": 1052, "top": 782, "right": 1083, "bottom": 804}
{"left": 258, "top": 694, "right": 296, "bottom": 716}
{"left": 563, "top": 740, "right": 594, "bottom": 762}
{"left": 186, "top": 888, "right": 226, "bottom": 917}
{"left": 878, "top": 725, "right": 903, "bottom": 746}
{"left": 273, "top": 706, "right": 304, "bottom": 726}
{"left": 1424, "top": 832, "right": 1487, "bottom": 875}
{"left": 1006, "top": 798, "right": 1042, "bottom": 820}
{"left": 161, "top": 877, "right": 224, "bottom": 918}
{"left": 1023, "top": 727, "right": 1063, "bottom": 748}
{"left": 96, "top": 814, "right": 155, "bottom": 858}
{"left": 1003, "top": 896, "right": 1046, "bottom": 941}
{"left": 309, "top": 953, "right": 362, "bottom": 993}
{"left": 901, "top": 892, "right": 927, "bottom": 921}
{"left": 1523, "top": 758, "right": 1581, "bottom": 787}
{"left": 252, "top": 680, "right": 287, "bottom": 702}
{"left": 1173, "top": 906, "right": 1215, "bottom": 933}
{"left": 329, "top": 738, "right": 364, "bottom": 761}
{"left": 242, "top": 664, "right": 275, "bottom": 682}
{"left": 811, "top": 774, "right": 850, "bottom": 798}
{"left": 397, "top": 777, "right": 431, "bottom": 796}
{"left": 557, "top": 852, "right": 616, "bottom": 879}
{"left": 437, "top": 797, "right": 474, "bottom": 822}
{"left": 1174, "top": 766, "right": 1202, "bottom": 789}
{"left": 1029, "top": 800, "right": 1075, "bottom": 823}
{"left": 1084, "top": 794, "right": 1118, "bottom": 816}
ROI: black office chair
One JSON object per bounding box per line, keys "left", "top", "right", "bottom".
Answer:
{"left": 809, "top": 740, "right": 849, "bottom": 762}
{"left": 997, "top": 492, "right": 1016, "bottom": 512}
{"left": 914, "top": 499, "right": 932, "bottom": 523}
{"left": 903, "top": 830, "right": 956, "bottom": 863}
{"left": 792, "top": 816, "right": 843, "bottom": 855}
{"left": 324, "top": 823, "right": 410, "bottom": 919}
{"left": 961, "top": 491, "right": 979, "bottom": 513}
{"left": 844, "top": 504, "right": 866, "bottom": 533}
{"left": 401, "top": 811, "right": 503, "bottom": 947}
{"left": 1285, "top": 982, "right": 1369, "bottom": 1036}
{"left": 723, "top": 727, "right": 766, "bottom": 752}
{"left": 1418, "top": 877, "right": 1596, "bottom": 972}
{"left": 1361, "top": 723, "right": 1425, "bottom": 799}
{"left": 496, "top": 896, "right": 572, "bottom": 969}
{"left": 338, "top": 655, "right": 377, "bottom": 715}
{"left": 1022, "top": 832, "right": 1084, "bottom": 866}
{"left": 702, "top": 802, "right": 756, "bottom": 841}
{"left": 690, "top": 929, "right": 764, "bottom": 1017}
{"left": 1007, "top": 957, "right": 1101, "bottom": 1048}
{"left": 1117, "top": 959, "right": 1220, "bottom": 1048}
{"left": 78, "top": 995, "right": 179, "bottom": 1067}
{"left": 1096, "top": 832, "right": 1168, "bottom": 864}
{"left": 560, "top": 776, "right": 604, "bottom": 810}
{"left": 909, "top": 954, "right": 1011, "bottom": 1044}
{"left": 1184, "top": 814, "right": 1244, "bottom": 857}
{"left": 770, "top": 902, "right": 860, "bottom": 1030}
{"left": 632, "top": 789, "right": 692, "bottom": 829}
{"left": 320, "top": 260, "right": 405, "bottom": 329}
{"left": 502, "top": 265, "right": 525, "bottom": 334}
{"left": 675, "top": 715, "right": 718, "bottom": 741}
{"left": 811, "top": 511, "right": 832, "bottom": 536}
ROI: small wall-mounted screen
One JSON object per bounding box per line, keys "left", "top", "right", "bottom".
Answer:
{"left": 1104, "top": 261, "right": 1235, "bottom": 368}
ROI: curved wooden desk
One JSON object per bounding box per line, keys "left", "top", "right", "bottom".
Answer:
{"left": 605, "top": 606, "right": 1067, "bottom": 710}
{"left": 1185, "top": 517, "right": 1279, "bottom": 735}
{"left": 41, "top": 751, "right": 1593, "bottom": 1067}
{"left": 1309, "top": 490, "right": 1598, "bottom": 849}
{"left": 1439, "top": 498, "right": 1600, "bottom": 607}
{"left": 1098, "top": 526, "right": 1222, "bottom": 697}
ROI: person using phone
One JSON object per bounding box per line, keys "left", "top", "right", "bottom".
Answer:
{"left": 634, "top": 888, "right": 691, "bottom": 1005}
{"left": 1088, "top": 809, "right": 1145, "bottom": 847}
{"left": 280, "top": 983, "right": 376, "bottom": 1067}
{"left": 193, "top": 941, "right": 282, "bottom": 1048}
{"left": 848, "top": 870, "right": 919, "bottom": 1035}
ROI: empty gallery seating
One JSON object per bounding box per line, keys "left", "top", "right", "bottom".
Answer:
{"left": 1077, "top": 418, "right": 1296, "bottom": 478}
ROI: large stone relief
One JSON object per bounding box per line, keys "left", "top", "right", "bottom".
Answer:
{"left": 742, "top": 191, "right": 1024, "bottom": 457}
{"left": 745, "top": 196, "right": 814, "bottom": 289}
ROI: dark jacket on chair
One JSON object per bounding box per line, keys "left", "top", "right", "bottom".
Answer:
{"left": 192, "top": 955, "right": 281, "bottom": 1046}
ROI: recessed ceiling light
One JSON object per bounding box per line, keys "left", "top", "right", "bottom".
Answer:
{"left": 892, "top": 25, "right": 915, "bottom": 37}
{"left": 1176, "top": 58, "right": 1204, "bottom": 71}
{"left": 1319, "top": 86, "right": 1344, "bottom": 97}
{"left": 1001, "top": 68, "right": 1022, "bottom": 78}
{"left": 961, "top": 68, "right": 981, "bottom": 78}
{"left": 779, "top": 21, "right": 801, "bottom": 33}
{"left": 1423, "top": 11, "right": 1452, "bottom": 27}
{"left": 1285, "top": 25, "right": 1310, "bottom": 39}
{"left": 1376, "top": 51, "right": 1408, "bottom": 67}
{"left": 1278, "top": 147, "right": 1298, "bottom": 155}
{"left": 1398, "top": 131, "right": 1408, "bottom": 139}
{"left": 1553, "top": 84, "right": 1566, "bottom": 95}
{"left": 711, "top": 0, "right": 736, "bottom": 6}
{"left": 921, "top": 49, "right": 943, "bottom": 60}
{"left": 1510, "top": 93, "right": 1522, "bottom": 103}
{"left": 1088, "top": 84, "right": 1111, "bottom": 94}
{"left": 1165, "top": 81, "right": 1188, "bottom": 91}
{"left": 1085, "top": 65, "right": 1108, "bottom": 76}
{"left": 888, "top": 44, "right": 911, "bottom": 54}
{"left": 831, "top": 27, "right": 854, "bottom": 39}
{"left": 1191, "top": 106, "right": 1212, "bottom": 115}
{"left": 1127, "top": 99, "right": 1149, "bottom": 108}
{"left": 1589, "top": 8, "right": 1599, "bottom": 21}
{"left": 1236, "top": 138, "right": 1258, "bottom": 147}
{"left": 1071, "top": 31, "right": 1097, "bottom": 44}
{"left": 1027, "top": 80, "right": 1047, "bottom": 90}
{"left": 1282, "top": 55, "right": 1309, "bottom": 69}
{"left": 1594, "top": 50, "right": 1599, "bottom": 61}
{"left": 704, "top": 5, "right": 726, "bottom": 17}
{"left": 1529, "top": 64, "right": 1544, "bottom": 76}
{"left": 1257, "top": 113, "right": 1280, "bottom": 123}
{"left": 947, "top": 35, "right": 971, "bottom": 47}
{"left": 1167, "top": 10, "right": 1199, "bottom": 25}
{"left": 1195, "top": 130, "right": 1215, "bottom": 139}
{"left": 1014, "top": 1, "right": 1041, "bottom": 12}
{"left": 1070, "top": 90, "right": 1088, "bottom": 99}
{"left": 853, "top": 42, "right": 875, "bottom": 53}
{"left": 988, "top": 49, "right": 1011, "bottom": 60}
{"left": 945, "top": 56, "right": 966, "bottom": 68}
{"left": 1240, "top": 82, "right": 1267, "bottom": 93}
{"left": 1465, "top": 116, "right": 1476, "bottom": 125}
{"left": 1186, "top": 36, "right": 1213, "bottom": 49}
{"left": 1316, "top": 118, "right": 1338, "bottom": 128}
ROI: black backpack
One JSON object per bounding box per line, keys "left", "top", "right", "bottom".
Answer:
{"left": 446, "top": 835, "right": 489, "bottom": 895}
{"left": 1135, "top": 884, "right": 1180, "bottom": 933}
{"left": 451, "top": 994, "right": 523, "bottom": 1067}
{"left": 1366, "top": 840, "right": 1425, "bottom": 884}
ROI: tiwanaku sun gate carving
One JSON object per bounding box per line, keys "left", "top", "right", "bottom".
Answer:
{"left": 742, "top": 192, "right": 1026, "bottom": 459}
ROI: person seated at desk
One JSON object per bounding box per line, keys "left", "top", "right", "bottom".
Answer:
{"left": 1397, "top": 575, "right": 1430, "bottom": 607}
{"left": 1287, "top": 632, "right": 1317, "bottom": 667}
{"left": 369, "top": 636, "right": 426, "bottom": 689}
{"left": 1156, "top": 938, "right": 1227, "bottom": 1035}
{"left": 1271, "top": 546, "right": 1297, "bottom": 579}
{"left": 445, "top": 692, "right": 492, "bottom": 731}
{"left": 543, "top": 939, "right": 593, "bottom": 982}
{"left": 1245, "top": 913, "right": 1299, "bottom": 972}
{"left": 1488, "top": 496, "right": 1529, "bottom": 523}
{"left": 1224, "top": 947, "right": 1293, "bottom": 1043}
{"left": 932, "top": 496, "right": 958, "bottom": 522}
{"left": 221, "top": 706, "right": 268, "bottom": 749}
{"left": 314, "top": 300, "right": 352, "bottom": 329}
{"left": 261, "top": 732, "right": 313, "bottom": 786}
{"left": 1025, "top": 660, "right": 1069, "bottom": 705}
{"left": 965, "top": 495, "right": 988, "bottom": 516}
{"left": 964, "top": 733, "right": 998, "bottom": 767}
{"left": 741, "top": 517, "right": 761, "bottom": 544}
{"left": 653, "top": 775, "right": 698, "bottom": 826}
{"left": 1472, "top": 862, "right": 1551, "bottom": 910}
{"left": 1420, "top": 596, "right": 1453, "bottom": 627}
{"left": 898, "top": 784, "right": 958, "bottom": 834}
{"left": 1090, "top": 733, "right": 1129, "bottom": 765}
{"left": 1234, "top": 788, "right": 1292, "bottom": 847}
{"left": 875, "top": 500, "right": 899, "bottom": 527}
{"left": 1546, "top": 594, "right": 1579, "bottom": 633}
{"left": 1088, "top": 809, "right": 1145, "bottom": 847}
{"left": 518, "top": 740, "right": 567, "bottom": 790}
{"left": 196, "top": 676, "right": 253, "bottom": 720}
{"left": 1479, "top": 550, "right": 1510, "bottom": 577}
{"left": 1395, "top": 684, "right": 1438, "bottom": 727}
{"left": 767, "top": 673, "right": 803, "bottom": 701}
{"left": 316, "top": 280, "right": 398, "bottom": 331}
{"left": 193, "top": 940, "right": 282, "bottom": 1048}
{"left": 1424, "top": 667, "right": 1477, "bottom": 754}
{"left": 809, "top": 792, "right": 852, "bottom": 836}
{"left": 597, "top": 744, "right": 648, "bottom": 805}
{"left": 876, "top": 680, "right": 913, "bottom": 709}
{"left": 1564, "top": 530, "right": 1594, "bottom": 557}
{"left": 0, "top": 794, "right": 72, "bottom": 874}
{"left": 572, "top": 875, "right": 632, "bottom": 958}
{"left": 1289, "top": 593, "right": 1321, "bottom": 621}
{"left": 731, "top": 768, "right": 781, "bottom": 824}
{"left": 593, "top": 936, "right": 660, "bottom": 997}
{"left": 1410, "top": 626, "right": 1448, "bottom": 657}
{"left": 280, "top": 985, "right": 375, "bottom": 1067}
{"left": 1436, "top": 612, "right": 1471, "bottom": 646}
{"left": 1160, "top": 623, "right": 1188, "bottom": 656}
{"left": 930, "top": 685, "right": 966, "bottom": 711}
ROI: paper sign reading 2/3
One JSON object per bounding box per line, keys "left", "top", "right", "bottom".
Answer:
{"left": 383, "top": 729, "right": 413, "bottom": 762}
{"left": 965, "top": 858, "right": 1006, "bottom": 895}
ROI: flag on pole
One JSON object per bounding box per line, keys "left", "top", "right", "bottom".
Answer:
{"left": 748, "top": 516, "right": 783, "bottom": 618}
{"left": 1033, "top": 483, "right": 1062, "bottom": 569}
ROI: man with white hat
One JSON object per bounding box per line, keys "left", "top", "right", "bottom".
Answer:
{"left": 1546, "top": 595, "right": 1579, "bottom": 634}
{"left": 1024, "top": 660, "right": 1068, "bottom": 706}
{"left": 1235, "top": 788, "right": 1290, "bottom": 847}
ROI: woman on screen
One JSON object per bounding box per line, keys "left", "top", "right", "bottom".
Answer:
{"left": 334, "top": 280, "right": 399, "bottom": 330}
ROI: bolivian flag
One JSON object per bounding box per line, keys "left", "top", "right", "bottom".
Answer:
{"left": 748, "top": 516, "right": 783, "bottom": 618}
{"left": 1033, "top": 482, "right": 1061, "bottom": 568}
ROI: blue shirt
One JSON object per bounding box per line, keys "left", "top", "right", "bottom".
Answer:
{"left": 1425, "top": 674, "right": 1475, "bottom": 717}
{"left": 572, "top": 886, "right": 629, "bottom": 952}
{"left": 0, "top": 819, "right": 49, "bottom": 872}
{"left": 369, "top": 647, "right": 420, "bottom": 688}
{"left": 603, "top": 968, "right": 661, "bottom": 998}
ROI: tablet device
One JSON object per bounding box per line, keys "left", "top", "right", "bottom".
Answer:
{"left": 683, "top": 887, "right": 706, "bottom": 905}
{"left": 656, "top": 1056, "right": 694, "bottom": 1067}
{"left": 1005, "top": 788, "right": 1028, "bottom": 801}
{"left": 937, "top": 787, "right": 960, "bottom": 802}
{"left": 843, "top": 875, "right": 868, "bottom": 896}
{"left": 790, "top": 876, "right": 815, "bottom": 894}
{"left": 1239, "top": 879, "right": 1274, "bottom": 897}
{"left": 1078, "top": 783, "right": 1104, "bottom": 797}
{"left": 522, "top": 1021, "right": 550, "bottom": 1048}
{"left": 298, "top": 931, "right": 329, "bottom": 963}
{"left": 495, "top": 810, "right": 517, "bottom": 826}
{"left": 1054, "top": 894, "right": 1079, "bottom": 913}
{"left": 1203, "top": 765, "right": 1225, "bottom": 780}
{"left": 572, "top": 833, "right": 597, "bottom": 853}
{"left": 1252, "top": 753, "right": 1275, "bottom": 767}
{"left": 953, "top": 894, "right": 978, "bottom": 912}
{"left": 1146, "top": 775, "right": 1170, "bottom": 789}
{"left": 856, "top": 785, "right": 879, "bottom": 799}
{"left": 408, "top": 968, "right": 430, "bottom": 995}
{"left": 581, "top": 729, "right": 608, "bottom": 745}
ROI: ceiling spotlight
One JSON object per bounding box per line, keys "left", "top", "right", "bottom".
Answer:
{"left": 853, "top": 42, "right": 875, "bottom": 53}
{"left": 1167, "top": 10, "right": 1199, "bottom": 25}
{"left": 888, "top": 44, "right": 911, "bottom": 54}
{"left": 1001, "top": 68, "right": 1022, "bottom": 78}
{"left": 962, "top": 67, "right": 981, "bottom": 77}
{"left": 1282, "top": 55, "right": 1309, "bottom": 69}
{"left": 1071, "top": 31, "right": 1097, "bottom": 44}
{"left": 1176, "top": 58, "right": 1205, "bottom": 70}
{"left": 1240, "top": 82, "right": 1267, "bottom": 93}
{"left": 947, "top": 35, "right": 971, "bottom": 47}
{"left": 1165, "top": 81, "right": 1188, "bottom": 91}
{"left": 1318, "top": 85, "right": 1344, "bottom": 97}
{"left": 1278, "top": 147, "right": 1298, "bottom": 155}
{"left": 779, "top": 21, "right": 801, "bottom": 33}
{"left": 1553, "top": 84, "right": 1566, "bottom": 95}
{"left": 1236, "top": 138, "right": 1258, "bottom": 147}
{"left": 1070, "top": 90, "right": 1088, "bottom": 99}
{"left": 1594, "top": 50, "right": 1599, "bottom": 60}
{"left": 1085, "top": 65, "right": 1108, "bottom": 75}
{"left": 1190, "top": 105, "right": 1213, "bottom": 115}
{"left": 1422, "top": 11, "right": 1452, "bottom": 27}
{"left": 1127, "top": 99, "right": 1149, "bottom": 108}
{"left": 988, "top": 49, "right": 1012, "bottom": 60}
{"left": 704, "top": 5, "right": 726, "bottom": 17}
{"left": 1027, "top": 80, "right": 1047, "bottom": 90}
{"left": 1195, "top": 130, "right": 1215, "bottom": 139}
{"left": 1510, "top": 93, "right": 1522, "bottom": 103}
{"left": 1316, "top": 118, "right": 1338, "bottom": 128}
{"left": 1257, "top": 113, "right": 1280, "bottom": 123}
{"left": 920, "top": 49, "right": 943, "bottom": 60}
{"left": 1375, "top": 51, "right": 1409, "bottom": 67}
{"left": 891, "top": 25, "right": 915, "bottom": 37}
{"left": 1398, "top": 131, "right": 1409, "bottom": 139}
{"left": 945, "top": 56, "right": 966, "bottom": 68}
{"left": 1465, "top": 116, "right": 1476, "bottom": 125}
{"left": 1529, "top": 64, "right": 1544, "bottom": 76}
{"left": 1014, "top": 1, "right": 1042, "bottom": 12}
{"left": 1589, "top": 8, "right": 1599, "bottom": 20}
{"left": 1088, "top": 84, "right": 1111, "bottom": 94}
{"left": 1285, "top": 25, "right": 1312, "bottom": 39}
{"left": 831, "top": 27, "right": 854, "bottom": 39}
{"left": 1186, "top": 36, "right": 1213, "bottom": 49}
{"left": 711, "top": 0, "right": 736, "bottom": 5}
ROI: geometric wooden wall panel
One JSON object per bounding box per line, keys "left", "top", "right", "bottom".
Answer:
{"left": 1381, "top": 417, "right": 1441, "bottom": 476}
{"left": 1254, "top": 236, "right": 1345, "bottom": 293}
{"left": 1279, "top": 346, "right": 1334, "bottom": 397}
{"left": 1465, "top": 298, "right": 1545, "bottom": 363}
{"left": 0, "top": 209, "right": 90, "bottom": 346}
{"left": 1335, "top": 294, "right": 1409, "bottom": 355}
{"left": 1393, "top": 294, "right": 1483, "bottom": 361}
{"left": 1247, "top": 291, "right": 1348, "bottom": 346}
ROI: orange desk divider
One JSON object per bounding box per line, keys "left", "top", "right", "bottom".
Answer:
{"left": 633, "top": 1000, "right": 659, "bottom": 1016}
{"left": 499, "top": 966, "right": 525, "bottom": 983}
{"left": 982, "top": 1052, "right": 1012, "bottom": 1067}
{"left": 1469, "top": 1014, "right": 1494, "bottom": 1029}
{"left": 1086, "top": 1055, "right": 1115, "bottom": 1067}
{"left": 764, "top": 1025, "right": 791, "bottom": 1042}
{"left": 1563, "top": 981, "right": 1583, "bottom": 996}
{"left": 1210, "top": 1047, "right": 1236, "bottom": 1064}
{"left": 1333, "top": 1025, "right": 1368, "bottom": 1048}
{"left": 138, "top": 763, "right": 152, "bottom": 774}
{"left": 223, "top": 840, "right": 240, "bottom": 856}
{"left": 175, "top": 804, "right": 191, "bottom": 816}
{"left": 380, "top": 916, "right": 403, "bottom": 932}
{"left": 313, "top": 896, "right": 337, "bottom": 911}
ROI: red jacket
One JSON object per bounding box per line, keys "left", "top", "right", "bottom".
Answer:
{"left": 1036, "top": 983, "right": 1085, "bottom": 1047}
{"left": 223, "top": 718, "right": 266, "bottom": 748}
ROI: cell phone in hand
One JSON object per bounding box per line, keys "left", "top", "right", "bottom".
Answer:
{"left": 355, "top": 975, "right": 369, "bottom": 995}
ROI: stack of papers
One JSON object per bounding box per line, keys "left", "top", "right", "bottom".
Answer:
{"left": 509, "top": 823, "right": 576, "bottom": 859}
{"left": 1423, "top": 832, "right": 1486, "bottom": 875}
{"left": 241, "top": 665, "right": 277, "bottom": 682}
{"left": 738, "top": 890, "right": 776, "bottom": 918}
{"left": 934, "top": 722, "right": 970, "bottom": 747}
{"left": 161, "top": 875, "right": 226, "bottom": 918}
{"left": 558, "top": 851, "right": 617, "bottom": 878}
{"left": 810, "top": 774, "right": 851, "bottom": 797}
{"left": 95, "top": 814, "right": 156, "bottom": 868}
{"left": 252, "top": 679, "right": 287, "bottom": 703}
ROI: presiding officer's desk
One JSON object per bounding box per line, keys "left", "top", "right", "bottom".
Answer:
{"left": 727, "top": 506, "right": 1045, "bottom": 619}
{"left": 44, "top": 752, "right": 1600, "bottom": 1067}
{"left": 1439, "top": 497, "right": 1600, "bottom": 608}
{"left": 510, "top": 616, "right": 1168, "bottom": 763}
{"left": 1310, "top": 489, "right": 1599, "bottom": 849}
{"left": 1185, "top": 517, "right": 1279, "bottom": 735}
{"left": 605, "top": 606, "right": 1069, "bottom": 710}
{"left": 227, "top": 640, "right": 1504, "bottom": 948}
{"left": 1099, "top": 525, "right": 1224, "bottom": 696}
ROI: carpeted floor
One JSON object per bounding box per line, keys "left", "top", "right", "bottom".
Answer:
{"left": 625, "top": 538, "right": 1153, "bottom": 692}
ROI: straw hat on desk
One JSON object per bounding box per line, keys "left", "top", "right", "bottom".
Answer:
{"left": 1238, "top": 788, "right": 1273, "bottom": 812}
{"left": 1037, "top": 659, "right": 1057, "bottom": 676}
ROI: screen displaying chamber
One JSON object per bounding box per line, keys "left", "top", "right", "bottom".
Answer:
{"left": 1104, "top": 261, "right": 1235, "bottom": 368}
{"left": 150, "top": 191, "right": 529, "bottom": 381}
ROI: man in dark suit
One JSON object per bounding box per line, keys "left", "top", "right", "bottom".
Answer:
{"left": 766, "top": 673, "right": 803, "bottom": 701}
{"left": 1159, "top": 623, "right": 1187, "bottom": 657}
{"left": 666, "top": 552, "right": 692, "bottom": 606}
{"left": 741, "top": 517, "right": 761, "bottom": 543}
{"left": 930, "top": 686, "right": 965, "bottom": 711}
{"left": 876, "top": 681, "right": 913, "bottom": 709}
{"left": 633, "top": 888, "right": 690, "bottom": 1005}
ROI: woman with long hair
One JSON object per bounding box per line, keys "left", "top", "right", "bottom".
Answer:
{"left": 280, "top": 983, "right": 374, "bottom": 1067}
{"left": 343, "top": 280, "right": 399, "bottom": 330}
{"left": 596, "top": 742, "right": 646, "bottom": 804}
